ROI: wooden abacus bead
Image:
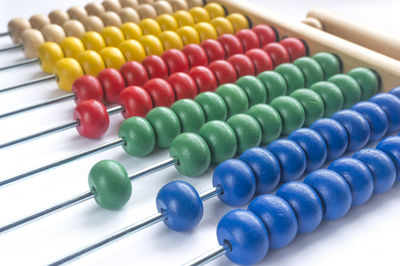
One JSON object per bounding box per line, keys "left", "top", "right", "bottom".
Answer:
{"left": 67, "top": 6, "right": 88, "bottom": 22}
{"left": 205, "top": 2, "right": 226, "bottom": 19}
{"left": 60, "top": 37, "right": 85, "bottom": 58}
{"left": 138, "top": 0, "right": 154, "bottom": 4}
{"left": 85, "top": 2, "right": 106, "bottom": 17}
{"left": 169, "top": 0, "right": 189, "bottom": 12}
{"left": 73, "top": 100, "right": 110, "bottom": 139}
{"left": 29, "top": 14, "right": 50, "bottom": 30}
{"left": 137, "top": 4, "right": 158, "bottom": 19}
{"left": 118, "top": 7, "right": 141, "bottom": 23}
{"left": 187, "top": 0, "right": 203, "bottom": 8}
{"left": 20, "top": 29, "right": 45, "bottom": 58}
{"left": 82, "top": 16, "right": 105, "bottom": 32}
{"left": 120, "top": 61, "right": 149, "bottom": 86}
{"left": 37, "top": 42, "right": 64, "bottom": 73}
{"left": 48, "top": 10, "right": 70, "bottom": 26}
{"left": 302, "top": 17, "right": 323, "bottom": 30}
{"left": 158, "top": 31, "right": 184, "bottom": 50}
{"left": 54, "top": 58, "right": 84, "bottom": 92}
{"left": 62, "top": 20, "right": 86, "bottom": 38}
{"left": 101, "top": 11, "right": 123, "bottom": 27}
{"left": 190, "top": 6, "right": 210, "bottom": 23}
{"left": 120, "top": 0, "right": 139, "bottom": 9}
{"left": 8, "top": 17, "right": 31, "bottom": 43}
{"left": 72, "top": 75, "right": 105, "bottom": 104}
{"left": 41, "top": 24, "right": 66, "bottom": 43}
{"left": 153, "top": 0, "right": 174, "bottom": 15}
{"left": 210, "top": 17, "right": 234, "bottom": 35}
{"left": 103, "top": 0, "right": 122, "bottom": 13}
{"left": 97, "top": 68, "right": 127, "bottom": 103}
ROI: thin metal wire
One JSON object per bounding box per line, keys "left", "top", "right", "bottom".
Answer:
{"left": 182, "top": 245, "right": 227, "bottom": 266}
{"left": 0, "top": 43, "right": 22, "bottom": 52}
{"left": 0, "top": 31, "right": 10, "bottom": 37}
{"left": 129, "top": 157, "right": 176, "bottom": 182}
{"left": 0, "top": 57, "right": 39, "bottom": 71}
{"left": 199, "top": 186, "right": 220, "bottom": 202}
{"left": 0, "top": 74, "right": 55, "bottom": 93}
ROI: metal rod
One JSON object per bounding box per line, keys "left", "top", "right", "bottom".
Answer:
{"left": 0, "top": 31, "right": 10, "bottom": 37}
{"left": 0, "top": 191, "right": 93, "bottom": 234}
{"left": 0, "top": 74, "right": 55, "bottom": 93}
{"left": 0, "top": 93, "right": 74, "bottom": 119}
{"left": 199, "top": 186, "right": 220, "bottom": 202}
{"left": 183, "top": 245, "right": 227, "bottom": 266}
{"left": 49, "top": 213, "right": 165, "bottom": 266}
{"left": 129, "top": 157, "right": 176, "bottom": 182}
{"left": 0, "top": 43, "right": 22, "bottom": 52}
{"left": 0, "top": 138, "right": 124, "bottom": 187}
{"left": 0, "top": 57, "right": 39, "bottom": 71}
{"left": 107, "top": 105, "right": 123, "bottom": 116}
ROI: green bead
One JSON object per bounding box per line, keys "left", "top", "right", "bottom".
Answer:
{"left": 290, "top": 89, "right": 325, "bottom": 126}
{"left": 328, "top": 74, "right": 361, "bottom": 108}
{"left": 171, "top": 99, "right": 206, "bottom": 133}
{"left": 216, "top": 83, "right": 249, "bottom": 117}
{"left": 195, "top": 91, "right": 228, "bottom": 121}
{"left": 311, "top": 81, "right": 344, "bottom": 117}
{"left": 227, "top": 114, "right": 262, "bottom": 153}
{"left": 270, "top": 96, "right": 305, "bottom": 135}
{"left": 88, "top": 160, "right": 132, "bottom": 210}
{"left": 199, "top": 121, "right": 237, "bottom": 164}
{"left": 312, "top": 52, "right": 342, "bottom": 79}
{"left": 119, "top": 117, "right": 156, "bottom": 157}
{"left": 293, "top": 57, "right": 324, "bottom": 87}
{"left": 257, "top": 71, "right": 287, "bottom": 102}
{"left": 169, "top": 133, "right": 211, "bottom": 177}
{"left": 146, "top": 107, "right": 181, "bottom": 148}
{"left": 235, "top": 75, "right": 267, "bottom": 106}
{"left": 347, "top": 67, "right": 380, "bottom": 100}
{"left": 274, "top": 63, "right": 305, "bottom": 94}
{"left": 247, "top": 104, "right": 282, "bottom": 144}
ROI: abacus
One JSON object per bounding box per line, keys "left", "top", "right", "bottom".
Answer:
{"left": 0, "top": 0, "right": 400, "bottom": 265}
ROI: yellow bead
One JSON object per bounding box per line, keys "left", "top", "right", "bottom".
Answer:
{"left": 60, "top": 37, "right": 85, "bottom": 58}
{"left": 189, "top": 7, "right": 210, "bottom": 23}
{"left": 100, "top": 47, "right": 126, "bottom": 70}
{"left": 139, "top": 18, "right": 162, "bottom": 36}
{"left": 194, "top": 22, "right": 217, "bottom": 42}
{"left": 54, "top": 58, "right": 84, "bottom": 92}
{"left": 156, "top": 14, "right": 178, "bottom": 31}
{"left": 37, "top": 42, "right": 65, "bottom": 74}
{"left": 120, "top": 22, "right": 143, "bottom": 40}
{"left": 204, "top": 3, "right": 225, "bottom": 19}
{"left": 77, "top": 50, "right": 106, "bottom": 76}
{"left": 227, "top": 13, "right": 249, "bottom": 32}
{"left": 139, "top": 35, "right": 164, "bottom": 56}
{"left": 81, "top": 31, "right": 106, "bottom": 53}
{"left": 158, "top": 31, "right": 183, "bottom": 50}
{"left": 119, "top": 40, "right": 146, "bottom": 62}
{"left": 210, "top": 17, "right": 234, "bottom": 36}
{"left": 176, "top": 26, "right": 200, "bottom": 45}
{"left": 101, "top": 26, "right": 126, "bottom": 47}
{"left": 173, "top": 10, "right": 195, "bottom": 27}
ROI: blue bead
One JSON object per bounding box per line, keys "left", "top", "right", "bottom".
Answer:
{"left": 156, "top": 181, "right": 203, "bottom": 231}
{"left": 370, "top": 93, "right": 400, "bottom": 133}
{"left": 304, "top": 169, "right": 352, "bottom": 220}
{"left": 276, "top": 181, "right": 323, "bottom": 234}
{"left": 288, "top": 128, "right": 327, "bottom": 172}
{"left": 353, "top": 149, "right": 396, "bottom": 194}
{"left": 212, "top": 159, "right": 256, "bottom": 207}
{"left": 217, "top": 209, "right": 270, "bottom": 265}
{"left": 266, "top": 139, "right": 306, "bottom": 182}
{"left": 310, "top": 118, "right": 348, "bottom": 161}
{"left": 351, "top": 101, "right": 388, "bottom": 142}
{"left": 376, "top": 136, "right": 400, "bottom": 181}
{"left": 328, "top": 158, "right": 374, "bottom": 206}
{"left": 331, "top": 110, "right": 371, "bottom": 152}
{"left": 239, "top": 147, "right": 281, "bottom": 194}
{"left": 390, "top": 86, "right": 400, "bottom": 100}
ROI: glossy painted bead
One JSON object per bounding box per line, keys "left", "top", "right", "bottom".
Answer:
{"left": 37, "top": 42, "right": 64, "bottom": 73}
{"left": 97, "top": 68, "right": 126, "bottom": 104}
{"left": 376, "top": 136, "right": 400, "bottom": 181}
{"left": 100, "top": 47, "right": 126, "bottom": 70}
{"left": 390, "top": 86, "right": 400, "bottom": 99}
{"left": 160, "top": 30, "right": 183, "bottom": 49}
{"left": 120, "top": 61, "right": 149, "bottom": 86}
{"left": 168, "top": 72, "right": 197, "bottom": 100}
{"left": 304, "top": 169, "right": 352, "bottom": 220}
{"left": 162, "top": 49, "right": 189, "bottom": 74}
{"left": 74, "top": 100, "right": 109, "bottom": 139}
{"left": 54, "top": 58, "right": 84, "bottom": 92}
{"left": 177, "top": 26, "right": 200, "bottom": 45}
{"left": 171, "top": 99, "right": 205, "bottom": 133}
{"left": 77, "top": 50, "right": 105, "bottom": 76}
{"left": 182, "top": 44, "right": 208, "bottom": 67}
{"left": 210, "top": 17, "right": 234, "bottom": 35}
{"left": 294, "top": 57, "right": 324, "bottom": 87}
{"left": 252, "top": 25, "right": 276, "bottom": 46}
{"left": 204, "top": 3, "right": 226, "bottom": 19}
{"left": 257, "top": 71, "right": 287, "bottom": 102}
{"left": 280, "top": 37, "right": 307, "bottom": 61}
{"left": 72, "top": 75, "right": 104, "bottom": 104}
{"left": 60, "top": 37, "right": 85, "bottom": 58}
{"left": 213, "top": 159, "right": 256, "bottom": 206}
{"left": 270, "top": 96, "right": 305, "bottom": 135}
{"left": 348, "top": 67, "right": 380, "bottom": 100}
{"left": 189, "top": 66, "right": 218, "bottom": 93}
{"left": 142, "top": 55, "right": 169, "bottom": 79}
{"left": 245, "top": 48, "right": 273, "bottom": 75}
{"left": 236, "top": 75, "right": 267, "bottom": 106}
{"left": 312, "top": 52, "right": 342, "bottom": 80}
{"left": 88, "top": 160, "right": 131, "bottom": 210}
{"left": 81, "top": 32, "right": 106, "bottom": 53}
{"left": 216, "top": 83, "right": 248, "bottom": 117}
{"left": 101, "top": 26, "right": 125, "bottom": 47}
{"left": 143, "top": 78, "right": 175, "bottom": 107}
{"left": 140, "top": 35, "right": 164, "bottom": 56}
{"left": 262, "top": 42, "right": 290, "bottom": 67}
{"left": 248, "top": 194, "right": 297, "bottom": 249}
{"left": 209, "top": 60, "right": 237, "bottom": 85}
{"left": 156, "top": 14, "right": 178, "bottom": 31}
{"left": 170, "top": 133, "right": 211, "bottom": 176}
{"left": 120, "top": 22, "right": 143, "bottom": 40}
{"left": 119, "top": 86, "right": 153, "bottom": 118}
{"left": 201, "top": 39, "right": 226, "bottom": 62}
{"left": 174, "top": 10, "right": 195, "bottom": 27}
{"left": 328, "top": 74, "right": 361, "bottom": 108}
{"left": 228, "top": 54, "right": 255, "bottom": 77}
{"left": 276, "top": 182, "right": 323, "bottom": 234}
{"left": 236, "top": 29, "right": 260, "bottom": 52}
{"left": 190, "top": 6, "right": 210, "bottom": 23}
{"left": 156, "top": 181, "right": 203, "bottom": 231}
{"left": 217, "top": 34, "right": 243, "bottom": 57}
{"left": 290, "top": 89, "right": 324, "bottom": 126}
{"left": 227, "top": 13, "right": 249, "bottom": 32}
{"left": 194, "top": 22, "right": 218, "bottom": 42}
{"left": 118, "top": 40, "right": 146, "bottom": 62}
{"left": 195, "top": 91, "right": 228, "bottom": 121}
{"left": 247, "top": 104, "right": 282, "bottom": 144}
{"left": 370, "top": 93, "right": 400, "bottom": 133}
{"left": 239, "top": 147, "right": 281, "bottom": 194}
{"left": 311, "top": 81, "right": 344, "bottom": 117}
{"left": 139, "top": 18, "right": 162, "bottom": 35}
{"left": 146, "top": 107, "right": 181, "bottom": 148}
{"left": 274, "top": 63, "right": 305, "bottom": 94}
{"left": 227, "top": 114, "right": 262, "bottom": 153}
{"left": 119, "top": 117, "right": 156, "bottom": 157}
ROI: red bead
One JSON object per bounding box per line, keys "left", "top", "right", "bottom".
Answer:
{"left": 143, "top": 78, "right": 176, "bottom": 107}
{"left": 161, "top": 49, "right": 189, "bottom": 74}
{"left": 236, "top": 29, "right": 260, "bottom": 52}
{"left": 72, "top": 75, "right": 104, "bottom": 105}
{"left": 280, "top": 37, "right": 307, "bottom": 61}
{"left": 142, "top": 55, "right": 169, "bottom": 79}
{"left": 200, "top": 39, "right": 226, "bottom": 63}
{"left": 208, "top": 60, "right": 237, "bottom": 85}
{"left": 263, "top": 42, "right": 290, "bottom": 67}
{"left": 245, "top": 48, "right": 273, "bottom": 75}
{"left": 188, "top": 66, "right": 218, "bottom": 93}
{"left": 97, "top": 68, "right": 126, "bottom": 104}
{"left": 182, "top": 44, "right": 208, "bottom": 68}
{"left": 120, "top": 61, "right": 149, "bottom": 86}
{"left": 119, "top": 86, "right": 153, "bottom": 118}
{"left": 228, "top": 54, "right": 255, "bottom": 77}
{"left": 73, "top": 99, "right": 109, "bottom": 139}
{"left": 168, "top": 72, "right": 198, "bottom": 100}
{"left": 217, "top": 34, "right": 243, "bottom": 57}
{"left": 252, "top": 25, "right": 277, "bottom": 46}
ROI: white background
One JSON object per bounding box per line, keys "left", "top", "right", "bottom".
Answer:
{"left": 0, "top": 0, "right": 399, "bottom": 265}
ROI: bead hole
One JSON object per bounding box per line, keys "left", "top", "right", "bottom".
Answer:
{"left": 223, "top": 239, "right": 232, "bottom": 252}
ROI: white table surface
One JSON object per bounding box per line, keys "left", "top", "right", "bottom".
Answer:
{"left": 0, "top": 0, "right": 399, "bottom": 265}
